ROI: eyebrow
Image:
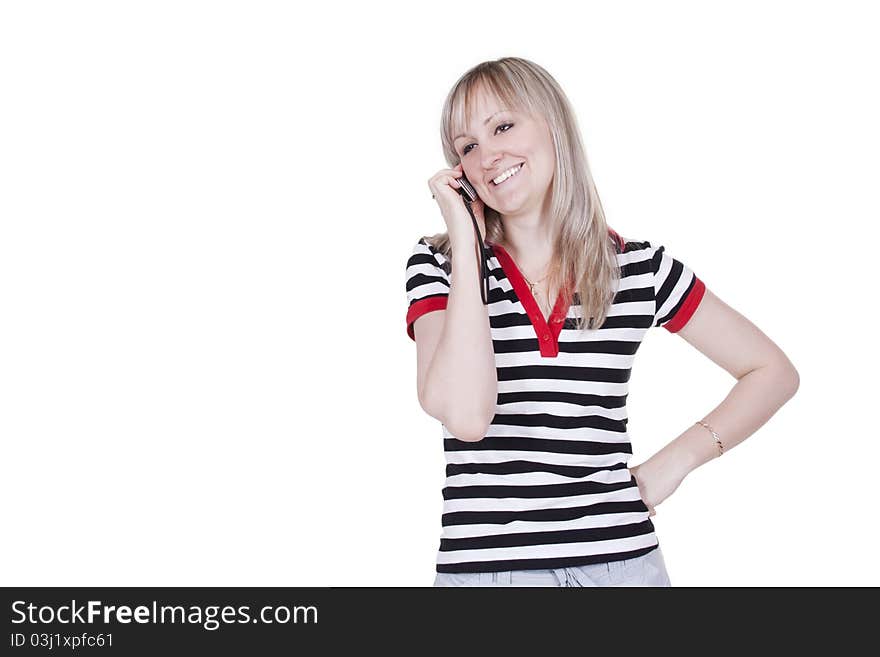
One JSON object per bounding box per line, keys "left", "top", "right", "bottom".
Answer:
{"left": 453, "top": 110, "right": 508, "bottom": 142}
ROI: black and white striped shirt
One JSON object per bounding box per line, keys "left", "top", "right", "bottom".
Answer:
{"left": 404, "top": 229, "right": 706, "bottom": 573}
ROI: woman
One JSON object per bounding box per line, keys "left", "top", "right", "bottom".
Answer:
{"left": 404, "top": 57, "right": 799, "bottom": 586}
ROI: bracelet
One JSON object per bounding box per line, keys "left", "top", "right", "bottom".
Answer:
{"left": 695, "top": 420, "right": 724, "bottom": 456}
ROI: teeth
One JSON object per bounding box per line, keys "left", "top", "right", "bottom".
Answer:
{"left": 493, "top": 163, "right": 523, "bottom": 185}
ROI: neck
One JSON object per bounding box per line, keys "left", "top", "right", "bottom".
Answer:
{"left": 493, "top": 192, "right": 555, "bottom": 275}
{"left": 495, "top": 233, "right": 555, "bottom": 282}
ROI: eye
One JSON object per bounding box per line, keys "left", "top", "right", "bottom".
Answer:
{"left": 461, "top": 122, "right": 513, "bottom": 156}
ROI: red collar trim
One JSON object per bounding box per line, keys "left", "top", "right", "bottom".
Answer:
{"left": 486, "top": 229, "right": 623, "bottom": 356}
{"left": 488, "top": 241, "right": 571, "bottom": 358}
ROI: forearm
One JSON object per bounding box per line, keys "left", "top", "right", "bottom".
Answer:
{"left": 652, "top": 360, "right": 800, "bottom": 480}
{"left": 423, "top": 236, "right": 497, "bottom": 441}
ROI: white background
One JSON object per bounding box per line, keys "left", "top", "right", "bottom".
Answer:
{"left": 1, "top": 1, "right": 877, "bottom": 586}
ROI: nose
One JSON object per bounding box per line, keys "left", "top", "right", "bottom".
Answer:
{"left": 480, "top": 148, "right": 503, "bottom": 179}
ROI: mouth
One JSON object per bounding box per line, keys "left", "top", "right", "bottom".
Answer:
{"left": 490, "top": 162, "right": 525, "bottom": 186}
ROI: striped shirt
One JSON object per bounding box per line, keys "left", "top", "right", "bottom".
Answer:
{"left": 404, "top": 229, "right": 706, "bottom": 573}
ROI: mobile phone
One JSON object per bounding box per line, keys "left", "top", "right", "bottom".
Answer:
{"left": 456, "top": 174, "right": 478, "bottom": 204}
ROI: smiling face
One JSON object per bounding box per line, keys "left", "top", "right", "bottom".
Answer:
{"left": 453, "top": 86, "right": 556, "bottom": 219}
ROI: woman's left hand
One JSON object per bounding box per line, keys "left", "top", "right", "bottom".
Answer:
{"left": 628, "top": 459, "right": 687, "bottom": 517}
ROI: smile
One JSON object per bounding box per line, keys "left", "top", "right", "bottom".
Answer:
{"left": 492, "top": 163, "right": 524, "bottom": 186}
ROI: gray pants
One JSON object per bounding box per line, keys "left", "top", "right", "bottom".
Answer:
{"left": 433, "top": 545, "right": 672, "bottom": 587}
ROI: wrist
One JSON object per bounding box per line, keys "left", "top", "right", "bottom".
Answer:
{"left": 449, "top": 230, "right": 477, "bottom": 251}
{"left": 648, "top": 438, "right": 697, "bottom": 485}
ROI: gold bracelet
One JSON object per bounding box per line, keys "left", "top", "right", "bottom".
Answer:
{"left": 695, "top": 420, "right": 724, "bottom": 456}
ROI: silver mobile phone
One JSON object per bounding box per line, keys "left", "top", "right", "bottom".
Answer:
{"left": 456, "top": 175, "right": 478, "bottom": 203}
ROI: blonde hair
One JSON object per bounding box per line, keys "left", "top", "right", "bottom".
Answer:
{"left": 426, "top": 56, "right": 621, "bottom": 332}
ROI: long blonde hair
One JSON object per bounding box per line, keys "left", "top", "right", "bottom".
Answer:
{"left": 427, "top": 56, "right": 621, "bottom": 332}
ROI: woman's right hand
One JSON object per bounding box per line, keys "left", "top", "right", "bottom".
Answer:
{"left": 428, "top": 163, "right": 487, "bottom": 245}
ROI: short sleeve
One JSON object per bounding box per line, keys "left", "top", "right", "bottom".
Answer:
{"left": 405, "top": 238, "right": 451, "bottom": 341}
{"left": 650, "top": 243, "right": 706, "bottom": 332}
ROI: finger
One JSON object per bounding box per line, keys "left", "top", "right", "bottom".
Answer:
{"left": 429, "top": 172, "right": 463, "bottom": 189}
{"left": 427, "top": 180, "right": 461, "bottom": 199}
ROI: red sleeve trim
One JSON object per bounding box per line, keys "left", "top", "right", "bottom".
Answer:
{"left": 406, "top": 296, "right": 449, "bottom": 341}
{"left": 664, "top": 276, "right": 706, "bottom": 333}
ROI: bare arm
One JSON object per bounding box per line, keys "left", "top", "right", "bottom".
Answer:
{"left": 415, "top": 235, "right": 497, "bottom": 442}
{"left": 630, "top": 288, "right": 800, "bottom": 513}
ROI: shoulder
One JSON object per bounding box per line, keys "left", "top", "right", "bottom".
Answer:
{"left": 612, "top": 234, "right": 653, "bottom": 254}
{"left": 608, "top": 228, "right": 656, "bottom": 254}
{"left": 612, "top": 233, "right": 665, "bottom": 258}
{"left": 610, "top": 234, "right": 663, "bottom": 280}
{"left": 407, "top": 236, "right": 451, "bottom": 277}
{"left": 409, "top": 236, "right": 442, "bottom": 259}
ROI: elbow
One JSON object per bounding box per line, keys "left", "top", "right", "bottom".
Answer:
{"left": 767, "top": 356, "right": 799, "bottom": 400}
{"left": 420, "top": 385, "right": 495, "bottom": 442}
{"left": 777, "top": 353, "right": 800, "bottom": 398}
{"left": 445, "top": 418, "right": 490, "bottom": 443}
{"left": 418, "top": 402, "right": 486, "bottom": 442}
{"left": 785, "top": 366, "right": 800, "bottom": 398}
{"left": 445, "top": 408, "right": 495, "bottom": 443}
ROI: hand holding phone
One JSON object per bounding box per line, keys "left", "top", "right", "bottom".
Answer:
{"left": 428, "top": 164, "right": 485, "bottom": 242}
{"left": 427, "top": 164, "right": 490, "bottom": 303}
